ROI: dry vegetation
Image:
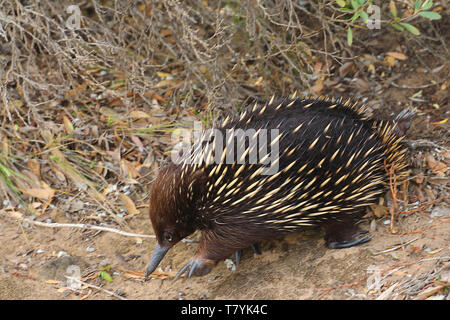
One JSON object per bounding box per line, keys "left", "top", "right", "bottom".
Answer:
{"left": 0, "top": 0, "right": 448, "bottom": 300}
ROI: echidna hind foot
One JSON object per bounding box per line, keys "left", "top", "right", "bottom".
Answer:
{"left": 235, "top": 243, "right": 262, "bottom": 265}
{"left": 323, "top": 216, "right": 372, "bottom": 249}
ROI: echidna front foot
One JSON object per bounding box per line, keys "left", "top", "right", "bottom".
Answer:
{"left": 173, "top": 257, "right": 217, "bottom": 282}
{"left": 323, "top": 218, "right": 372, "bottom": 249}
{"left": 327, "top": 231, "right": 373, "bottom": 249}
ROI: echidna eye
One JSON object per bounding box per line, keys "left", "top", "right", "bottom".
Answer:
{"left": 163, "top": 232, "right": 173, "bottom": 242}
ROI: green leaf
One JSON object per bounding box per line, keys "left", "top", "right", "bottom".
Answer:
{"left": 392, "top": 23, "right": 405, "bottom": 32}
{"left": 99, "top": 271, "right": 113, "bottom": 282}
{"left": 418, "top": 11, "right": 441, "bottom": 20}
{"left": 414, "top": 0, "right": 422, "bottom": 12}
{"left": 400, "top": 23, "right": 420, "bottom": 35}
{"left": 422, "top": 0, "right": 433, "bottom": 10}
{"left": 360, "top": 10, "right": 369, "bottom": 23}
{"left": 336, "top": 0, "right": 346, "bottom": 7}
{"left": 350, "top": 11, "right": 361, "bottom": 22}
{"left": 351, "top": 0, "right": 361, "bottom": 9}
{"left": 347, "top": 27, "right": 353, "bottom": 46}
{"left": 389, "top": 1, "right": 397, "bottom": 17}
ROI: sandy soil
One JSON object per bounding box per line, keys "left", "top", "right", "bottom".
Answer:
{"left": 0, "top": 200, "right": 448, "bottom": 300}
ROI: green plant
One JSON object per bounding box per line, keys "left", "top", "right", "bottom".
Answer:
{"left": 334, "top": 0, "right": 442, "bottom": 45}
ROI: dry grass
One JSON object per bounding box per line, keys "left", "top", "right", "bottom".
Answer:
{"left": 0, "top": 0, "right": 447, "bottom": 219}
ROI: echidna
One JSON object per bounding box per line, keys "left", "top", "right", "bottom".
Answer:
{"left": 145, "top": 94, "right": 415, "bottom": 279}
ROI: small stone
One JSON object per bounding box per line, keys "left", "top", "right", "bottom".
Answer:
{"left": 115, "top": 288, "right": 126, "bottom": 297}
{"left": 224, "top": 259, "right": 236, "bottom": 271}
{"left": 86, "top": 246, "right": 96, "bottom": 253}
{"left": 57, "top": 251, "right": 68, "bottom": 258}
{"left": 430, "top": 207, "right": 448, "bottom": 218}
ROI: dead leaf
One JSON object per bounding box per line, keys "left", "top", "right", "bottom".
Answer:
{"left": 51, "top": 166, "right": 67, "bottom": 183}
{"left": 45, "top": 280, "right": 61, "bottom": 285}
{"left": 120, "top": 193, "right": 140, "bottom": 215}
{"left": 155, "top": 79, "right": 181, "bottom": 88}
{"left": 7, "top": 211, "right": 23, "bottom": 219}
{"left": 312, "top": 78, "right": 324, "bottom": 94}
{"left": 22, "top": 186, "right": 55, "bottom": 200}
{"left": 30, "top": 202, "right": 42, "bottom": 209}
{"left": 354, "top": 78, "right": 370, "bottom": 89}
{"left": 426, "top": 154, "right": 447, "bottom": 174}
{"left": 386, "top": 52, "right": 407, "bottom": 60}
{"left": 415, "top": 173, "right": 424, "bottom": 184}
{"left": 130, "top": 135, "right": 144, "bottom": 148}
{"left": 384, "top": 56, "right": 396, "bottom": 67}
{"left": 109, "top": 98, "right": 124, "bottom": 107}
{"left": 26, "top": 159, "right": 41, "bottom": 180}
{"left": 156, "top": 71, "right": 172, "bottom": 78}
{"left": 415, "top": 285, "right": 448, "bottom": 300}
{"left": 12, "top": 100, "right": 23, "bottom": 107}
{"left": 412, "top": 185, "right": 425, "bottom": 202}
{"left": 160, "top": 29, "right": 172, "bottom": 37}
{"left": 313, "top": 61, "right": 323, "bottom": 75}
{"left": 129, "top": 110, "right": 150, "bottom": 119}
{"left": 254, "top": 76, "right": 264, "bottom": 87}
{"left": 339, "top": 62, "right": 355, "bottom": 77}
{"left": 120, "top": 268, "right": 178, "bottom": 280}
{"left": 1, "top": 136, "right": 8, "bottom": 154}
{"left": 427, "top": 248, "right": 444, "bottom": 255}
{"left": 63, "top": 115, "right": 74, "bottom": 134}
{"left": 370, "top": 204, "right": 389, "bottom": 218}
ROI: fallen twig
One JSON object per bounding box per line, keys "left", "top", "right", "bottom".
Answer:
{"left": 0, "top": 211, "right": 197, "bottom": 243}
{"left": 65, "top": 276, "right": 127, "bottom": 300}
{"left": 373, "top": 237, "right": 420, "bottom": 255}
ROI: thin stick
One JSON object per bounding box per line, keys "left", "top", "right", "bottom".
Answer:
{"left": 65, "top": 276, "right": 127, "bottom": 300}
{"left": 387, "top": 163, "right": 399, "bottom": 234}
{"left": 373, "top": 237, "right": 419, "bottom": 255}
{"left": 0, "top": 211, "right": 197, "bottom": 243}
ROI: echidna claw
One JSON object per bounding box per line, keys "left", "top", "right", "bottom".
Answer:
{"left": 251, "top": 243, "right": 262, "bottom": 255}
{"left": 172, "top": 258, "right": 214, "bottom": 282}
{"left": 235, "top": 250, "right": 243, "bottom": 265}
{"left": 327, "top": 233, "right": 373, "bottom": 249}
{"left": 172, "top": 261, "right": 191, "bottom": 282}
{"left": 234, "top": 243, "right": 262, "bottom": 265}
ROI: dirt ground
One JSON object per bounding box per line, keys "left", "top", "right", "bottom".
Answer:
{"left": 0, "top": 67, "right": 448, "bottom": 300}
{"left": 0, "top": 188, "right": 448, "bottom": 300}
